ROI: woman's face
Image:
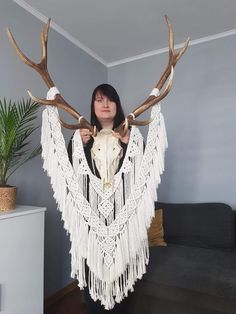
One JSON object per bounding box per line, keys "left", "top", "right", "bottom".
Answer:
{"left": 94, "top": 91, "right": 117, "bottom": 126}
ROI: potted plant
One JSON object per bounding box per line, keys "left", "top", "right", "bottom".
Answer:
{"left": 0, "top": 98, "right": 41, "bottom": 211}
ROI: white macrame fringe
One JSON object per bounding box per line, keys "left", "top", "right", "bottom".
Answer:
{"left": 40, "top": 102, "right": 167, "bottom": 310}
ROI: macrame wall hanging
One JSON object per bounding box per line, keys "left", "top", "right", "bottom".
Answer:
{"left": 7, "top": 15, "right": 189, "bottom": 310}
{"left": 41, "top": 98, "right": 167, "bottom": 309}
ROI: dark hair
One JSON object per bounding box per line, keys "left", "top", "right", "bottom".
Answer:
{"left": 90, "top": 84, "right": 125, "bottom": 131}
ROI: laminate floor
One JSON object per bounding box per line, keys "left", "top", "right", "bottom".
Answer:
{"left": 45, "top": 287, "right": 85, "bottom": 314}
{"left": 44, "top": 286, "right": 235, "bottom": 314}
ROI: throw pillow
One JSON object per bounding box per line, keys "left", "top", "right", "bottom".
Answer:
{"left": 148, "top": 208, "right": 167, "bottom": 247}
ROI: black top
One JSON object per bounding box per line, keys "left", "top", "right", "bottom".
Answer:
{"left": 67, "top": 134, "right": 132, "bottom": 313}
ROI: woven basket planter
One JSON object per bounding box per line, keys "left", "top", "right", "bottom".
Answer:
{"left": 0, "top": 186, "right": 17, "bottom": 211}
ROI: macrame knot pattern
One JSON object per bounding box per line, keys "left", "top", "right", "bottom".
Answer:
{"left": 41, "top": 103, "right": 167, "bottom": 309}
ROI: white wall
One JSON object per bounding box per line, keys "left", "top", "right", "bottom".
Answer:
{"left": 108, "top": 35, "right": 236, "bottom": 209}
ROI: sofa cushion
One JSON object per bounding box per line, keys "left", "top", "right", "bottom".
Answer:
{"left": 129, "top": 245, "right": 236, "bottom": 313}
{"left": 156, "top": 202, "right": 235, "bottom": 249}
{"left": 147, "top": 245, "right": 236, "bottom": 299}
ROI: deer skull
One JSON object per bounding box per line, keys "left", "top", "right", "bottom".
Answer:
{"left": 91, "top": 129, "right": 123, "bottom": 189}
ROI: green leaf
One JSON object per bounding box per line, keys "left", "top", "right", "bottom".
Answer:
{"left": 0, "top": 98, "right": 41, "bottom": 185}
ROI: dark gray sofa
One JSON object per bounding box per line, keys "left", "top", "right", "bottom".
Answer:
{"left": 129, "top": 202, "right": 236, "bottom": 314}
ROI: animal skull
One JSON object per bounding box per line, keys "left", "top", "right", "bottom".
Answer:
{"left": 91, "top": 129, "right": 123, "bottom": 189}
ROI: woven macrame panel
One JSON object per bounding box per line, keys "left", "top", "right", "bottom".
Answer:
{"left": 41, "top": 103, "right": 167, "bottom": 309}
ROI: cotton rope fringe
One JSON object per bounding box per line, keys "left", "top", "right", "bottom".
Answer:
{"left": 41, "top": 92, "right": 167, "bottom": 309}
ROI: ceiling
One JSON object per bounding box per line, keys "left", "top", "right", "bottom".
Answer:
{"left": 14, "top": 0, "right": 236, "bottom": 66}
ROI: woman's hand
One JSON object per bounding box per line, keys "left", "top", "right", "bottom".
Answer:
{"left": 80, "top": 129, "right": 92, "bottom": 145}
{"left": 112, "top": 130, "right": 130, "bottom": 144}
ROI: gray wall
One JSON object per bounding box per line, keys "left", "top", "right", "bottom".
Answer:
{"left": 0, "top": 0, "right": 107, "bottom": 297}
{"left": 108, "top": 35, "right": 236, "bottom": 209}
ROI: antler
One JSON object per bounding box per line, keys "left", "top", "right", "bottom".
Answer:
{"left": 116, "top": 15, "right": 189, "bottom": 136}
{"left": 7, "top": 19, "right": 96, "bottom": 134}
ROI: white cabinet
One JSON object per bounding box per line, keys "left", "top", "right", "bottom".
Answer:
{"left": 0, "top": 205, "right": 46, "bottom": 314}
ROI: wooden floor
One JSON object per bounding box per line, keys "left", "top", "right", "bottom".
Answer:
{"left": 45, "top": 287, "right": 85, "bottom": 314}
{"left": 44, "top": 282, "right": 236, "bottom": 314}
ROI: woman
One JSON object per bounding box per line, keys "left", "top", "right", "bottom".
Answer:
{"left": 68, "top": 84, "right": 132, "bottom": 313}
{"left": 68, "top": 83, "right": 129, "bottom": 173}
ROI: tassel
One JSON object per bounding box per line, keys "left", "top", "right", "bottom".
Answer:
{"left": 40, "top": 101, "right": 168, "bottom": 310}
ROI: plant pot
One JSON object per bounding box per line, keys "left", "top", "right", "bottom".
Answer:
{"left": 0, "top": 186, "right": 17, "bottom": 211}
